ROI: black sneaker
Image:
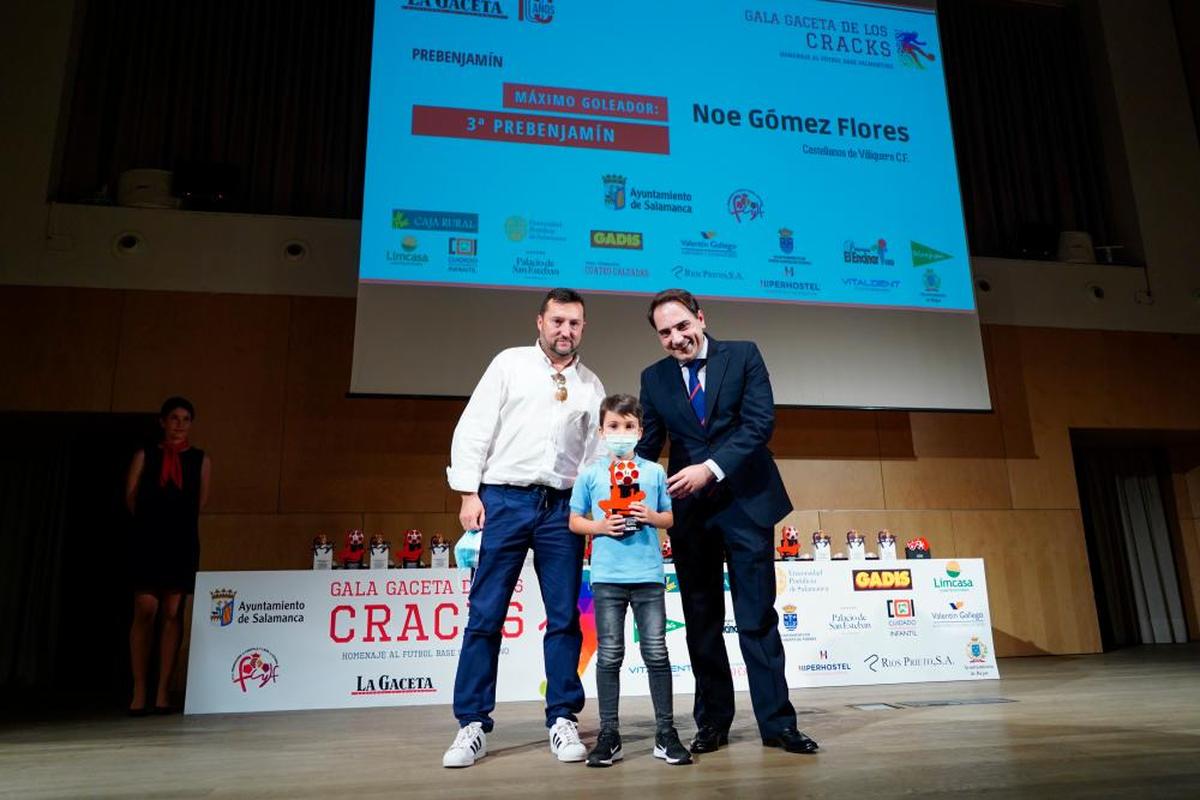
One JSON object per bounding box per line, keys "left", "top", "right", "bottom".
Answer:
{"left": 653, "top": 727, "right": 694, "bottom": 765}
{"left": 587, "top": 728, "right": 623, "bottom": 767}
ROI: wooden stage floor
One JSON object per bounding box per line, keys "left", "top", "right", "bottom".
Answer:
{"left": 2, "top": 645, "right": 1198, "bottom": 799}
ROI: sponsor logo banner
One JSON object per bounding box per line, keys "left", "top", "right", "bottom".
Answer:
{"left": 187, "top": 559, "right": 997, "bottom": 713}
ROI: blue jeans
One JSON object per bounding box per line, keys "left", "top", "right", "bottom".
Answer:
{"left": 592, "top": 581, "right": 674, "bottom": 733}
{"left": 452, "top": 484, "right": 584, "bottom": 731}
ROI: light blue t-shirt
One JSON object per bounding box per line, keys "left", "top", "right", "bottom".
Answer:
{"left": 571, "top": 455, "right": 671, "bottom": 584}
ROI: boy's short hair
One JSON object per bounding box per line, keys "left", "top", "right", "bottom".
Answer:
{"left": 599, "top": 393, "right": 642, "bottom": 424}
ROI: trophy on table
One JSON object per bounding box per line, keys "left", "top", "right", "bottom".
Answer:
{"left": 876, "top": 529, "right": 897, "bottom": 561}
{"left": 905, "top": 535, "right": 932, "bottom": 559}
{"left": 846, "top": 529, "right": 867, "bottom": 561}
{"left": 429, "top": 534, "right": 450, "bottom": 569}
{"left": 597, "top": 459, "right": 646, "bottom": 535}
{"left": 368, "top": 533, "right": 391, "bottom": 570}
{"left": 338, "top": 529, "right": 366, "bottom": 569}
{"left": 400, "top": 529, "right": 424, "bottom": 568}
{"left": 812, "top": 530, "right": 832, "bottom": 561}
{"left": 777, "top": 526, "right": 801, "bottom": 560}
{"left": 661, "top": 535, "right": 673, "bottom": 564}
{"left": 311, "top": 533, "right": 334, "bottom": 570}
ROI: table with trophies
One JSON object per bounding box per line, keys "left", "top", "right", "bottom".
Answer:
{"left": 185, "top": 526, "right": 998, "bottom": 714}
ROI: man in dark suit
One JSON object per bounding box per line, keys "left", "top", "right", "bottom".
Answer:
{"left": 636, "top": 288, "right": 818, "bottom": 755}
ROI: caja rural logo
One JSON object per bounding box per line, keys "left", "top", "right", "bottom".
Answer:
{"left": 852, "top": 568, "right": 912, "bottom": 591}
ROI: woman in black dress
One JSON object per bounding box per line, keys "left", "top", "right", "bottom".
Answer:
{"left": 124, "top": 396, "right": 212, "bottom": 714}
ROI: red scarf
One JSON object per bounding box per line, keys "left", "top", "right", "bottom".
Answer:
{"left": 159, "top": 440, "right": 189, "bottom": 489}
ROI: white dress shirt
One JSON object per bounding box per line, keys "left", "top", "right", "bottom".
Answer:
{"left": 447, "top": 343, "right": 606, "bottom": 492}
{"left": 676, "top": 336, "right": 725, "bottom": 482}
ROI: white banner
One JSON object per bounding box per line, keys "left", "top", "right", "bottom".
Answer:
{"left": 185, "top": 558, "right": 997, "bottom": 714}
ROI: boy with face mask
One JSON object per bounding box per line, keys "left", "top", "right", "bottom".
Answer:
{"left": 569, "top": 394, "right": 691, "bottom": 767}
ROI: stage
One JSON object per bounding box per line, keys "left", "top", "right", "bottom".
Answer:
{"left": 2, "top": 645, "right": 1197, "bottom": 798}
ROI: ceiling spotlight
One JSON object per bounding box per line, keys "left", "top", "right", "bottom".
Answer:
{"left": 112, "top": 231, "right": 145, "bottom": 257}
{"left": 282, "top": 240, "right": 309, "bottom": 262}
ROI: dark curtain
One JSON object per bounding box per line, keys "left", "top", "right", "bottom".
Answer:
{"left": 0, "top": 414, "right": 154, "bottom": 705}
{"left": 0, "top": 423, "right": 71, "bottom": 688}
{"left": 1075, "top": 447, "right": 1188, "bottom": 650}
{"left": 58, "top": 0, "right": 373, "bottom": 217}
{"left": 940, "top": 0, "right": 1115, "bottom": 258}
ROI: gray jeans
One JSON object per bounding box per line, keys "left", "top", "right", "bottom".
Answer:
{"left": 592, "top": 581, "right": 674, "bottom": 732}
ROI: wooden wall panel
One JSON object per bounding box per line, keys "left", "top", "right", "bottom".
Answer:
{"left": 1177, "top": 517, "right": 1200, "bottom": 640}
{"left": 200, "top": 512, "right": 365, "bottom": 571}
{"left": 881, "top": 458, "right": 1012, "bottom": 509}
{"left": 110, "top": 291, "right": 291, "bottom": 512}
{"left": 772, "top": 409, "right": 879, "bottom": 459}
{"left": 1099, "top": 332, "right": 1200, "bottom": 429}
{"left": 986, "top": 325, "right": 1036, "bottom": 459}
{"left": 776, "top": 459, "right": 885, "bottom": 510}
{"left": 949, "top": 510, "right": 1102, "bottom": 656}
{"left": 1016, "top": 327, "right": 1112, "bottom": 427}
{"left": 0, "top": 285, "right": 123, "bottom": 411}
{"left": 10, "top": 286, "right": 1200, "bottom": 655}
{"left": 908, "top": 410, "right": 1006, "bottom": 459}
{"left": 1006, "top": 423, "right": 1082, "bottom": 510}
{"left": 278, "top": 297, "right": 464, "bottom": 513}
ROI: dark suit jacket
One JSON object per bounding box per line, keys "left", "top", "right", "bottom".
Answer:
{"left": 636, "top": 337, "right": 792, "bottom": 529}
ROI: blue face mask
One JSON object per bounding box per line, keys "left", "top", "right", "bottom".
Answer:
{"left": 604, "top": 433, "right": 639, "bottom": 458}
{"left": 454, "top": 529, "right": 482, "bottom": 571}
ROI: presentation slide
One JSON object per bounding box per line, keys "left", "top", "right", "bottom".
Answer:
{"left": 358, "top": 0, "right": 973, "bottom": 314}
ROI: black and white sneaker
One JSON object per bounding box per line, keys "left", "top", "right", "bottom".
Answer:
{"left": 652, "top": 727, "right": 693, "bottom": 765}
{"left": 548, "top": 717, "right": 587, "bottom": 762}
{"left": 587, "top": 728, "right": 623, "bottom": 768}
{"left": 442, "top": 721, "right": 487, "bottom": 768}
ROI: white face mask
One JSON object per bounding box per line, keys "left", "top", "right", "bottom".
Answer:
{"left": 603, "top": 433, "right": 639, "bottom": 458}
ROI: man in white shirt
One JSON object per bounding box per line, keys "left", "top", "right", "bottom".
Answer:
{"left": 442, "top": 288, "right": 606, "bottom": 768}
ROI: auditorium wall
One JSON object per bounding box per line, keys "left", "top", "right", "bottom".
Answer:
{"left": 2, "top": 0, "right": 1199, "bottom": 665}
{"left": 2, "top": 283, "right": 1198, "bottom": 660}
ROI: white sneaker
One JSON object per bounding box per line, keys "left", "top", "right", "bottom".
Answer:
{"left": 442, "top": 722, "right": 487, "bottom": 768}
{"left": 548, "top": 717, "right": 587, "bottom": 762}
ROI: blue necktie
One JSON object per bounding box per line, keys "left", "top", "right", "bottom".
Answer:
{"left": 686, "top": 359, "right": 706, "bottom": 426}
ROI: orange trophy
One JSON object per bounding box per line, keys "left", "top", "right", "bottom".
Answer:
{"left": 597, "top": 459, "right": 646, "bottom": 535}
